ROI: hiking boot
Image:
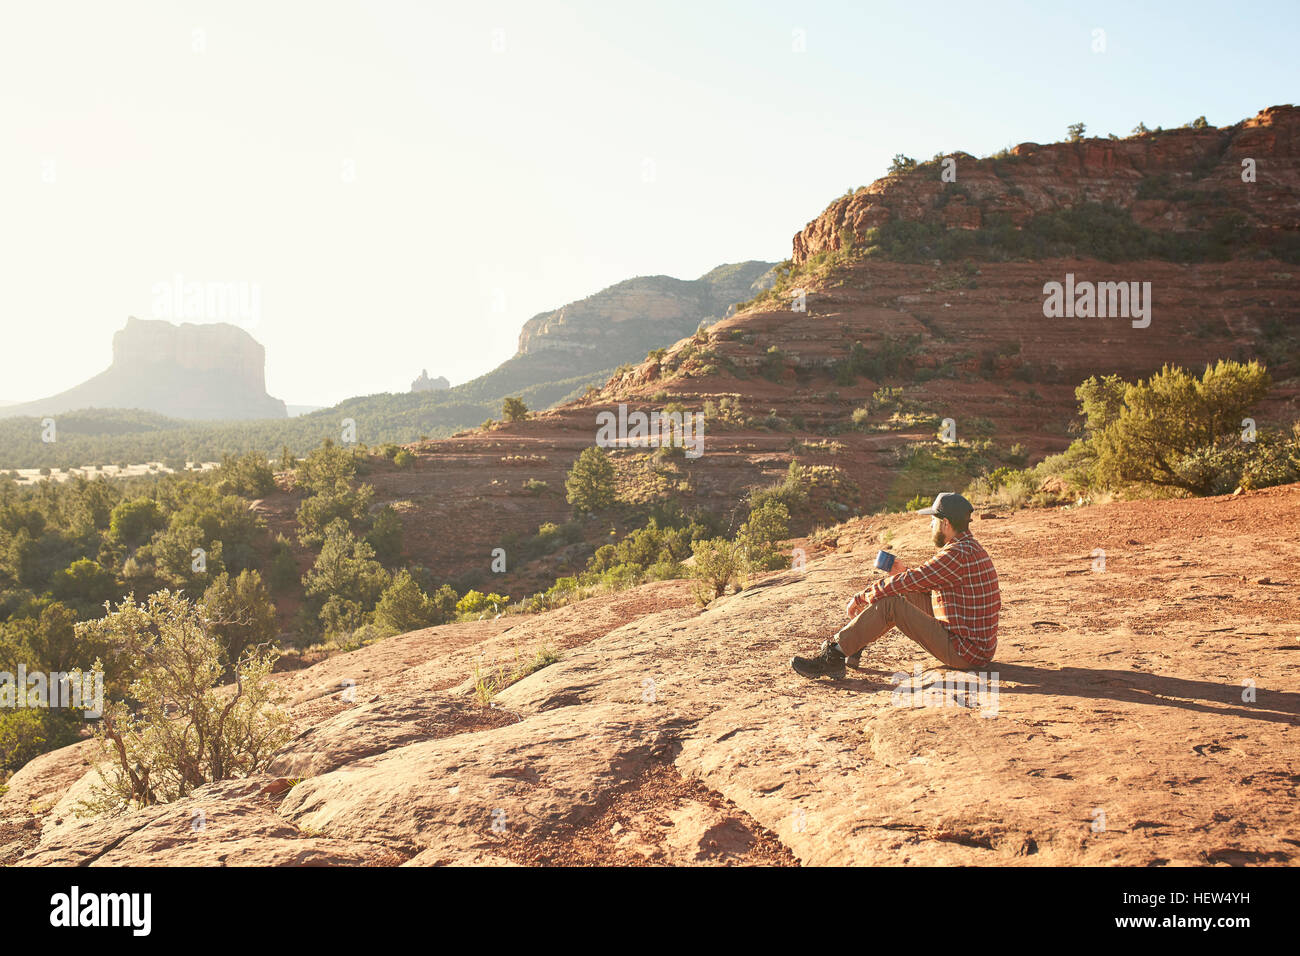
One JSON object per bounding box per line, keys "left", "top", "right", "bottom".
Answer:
{"left": 791, "top": 640, "right": 846, "bottom": 679}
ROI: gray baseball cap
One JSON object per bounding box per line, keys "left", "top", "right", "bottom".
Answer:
{"left": 916, "top": 492, "right": 974, "bottom": 521}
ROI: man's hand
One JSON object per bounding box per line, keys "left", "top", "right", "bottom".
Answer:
{"left": 846, "top": 591, "right": 867, "bottom": 617}
{"left": 887, "top": 559, "right": 909, "bottom": 577}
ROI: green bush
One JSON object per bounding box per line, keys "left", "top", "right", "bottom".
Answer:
{"left": 215, "top": 451, "right": 275, "bottom": 497}
{"left": 74, "top": 590, "right": 291, "bottom": 810}
{"left": 296, "top": 440, "right": 358, "bottom": 496}
{"left": 503, "top": 397, "right": 529, "bottom": 422}
{"left": 108, "top": 498, "right": 165, "bottom": 548}
{"left": 0, "top": 709, "right": 80, "bottom": 775}
{"left": 374, "top": 569, "right": 449, "bottom": 633}
{"left": 888, "top": 154, "right": 918, "bottom": 176}
{"left": 1088, "top": 360, "right": 1272, "bottom": 493}
{"left": 296, "top": 483, "right": 375, "bottom": 547}
{"left": 365, "top": 506, "right": 404, "bottom": 566}
{"left": 302, "top": 520, "right": 390, "bottom": 627}
{"left": 689, "top": 538, "right": 745, "bottom": 604}
{"left": 201, "top": 569, "right": 278, "bottom": 666}
{"left": 49, "top": 558, "right": 118, "bottom": 610}
{"left": 1173, "top": 431, "right": 1300, "bottom": 495}
{"left": 456, "top": 590, "right": 509, "bottom": 617}
{"left": 739, "top": 499, "right": 790, "bottom": 571}
{"left": 565, "top": 446, "right": 618, "bottom": 514}
{"left": 587, "top": 519, "right": 704, "bottom": 575}
{"left": 750, "top": 461, "right": 810, "bottom": 515}
{"left": 267, "top": 535, "right": 299, "bottom": 593}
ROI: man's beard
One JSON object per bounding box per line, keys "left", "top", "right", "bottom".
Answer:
{"left": 933, "top": 527, "right": 947, "bottom": 548}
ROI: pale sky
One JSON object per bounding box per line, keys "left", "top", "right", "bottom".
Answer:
{"left": 2, "top": 0, "right": 1295, "bottom": 407}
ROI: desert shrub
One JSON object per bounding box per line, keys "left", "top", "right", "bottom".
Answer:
{"left": 296, "top": 439, "right": 358, "bottom": 496}
{"left": 1087, "top": 360, "right": 1272, "bottom": 493}
{"left": 990, "top": 469, "right": 1038, "bottom": 508}
{"left": 1027, "top": 442, "right": 1099, "bottom": 499}
{"left": 739, "top": 499, "right": 790, "bottom": 571}
{"left": 531, "top": 520, "right": 578, "bottom": 554}
{"left": 588, "top": 519, "right": 704, "bottom": 576}
{"left": 319, "top": 596, "right": 366, "bottom": 640}
{"left": 690, "top": 537, "right": 745, "bottom": 604}
{"left": 74, "top": 591, "right": 292, "bottom": 811}
{"left": 108, "top": 498, "right": 165, "bottom": 548}
{"left": 365, "top": 506, "right": 404, "bottom": 566}
{"left": 393, "top": 449, "right": 414, "bottom": 469}
{"left": 472, "top": 643, "right": 561, "bottom": 706}
{"left": 296, "top": 483, "right": 375, "bottom": 547}
{"left": 761, "top": 346, "right": 785, "bottom": 382}
{"left": 148, "top": 522, "right": 224, "bottom": 590}
{"left": 456, "top": 590, "right": 509, "bottom": 618}
{"left": 0, "top": 602, "right": 80, "bottom": 680}
{"left": 523, "top": 478, "right": 547, "bottom": 494}
{"left": 750, "top": 461, "right": 811, "bottom": 515}
{"left": 1173, "top": 431, "right": 1300, "bottom": 495}
{"left": 49, "top": 558, "right": 118, "bottom": 611}
{"left": 201, "top": 570, "right": 278, "bottom": 666}
{"left": 215, "top": 451, "right": 275, "bottom": 497}
{"left": 373, "top": 569, "right": 446, "bottom": 633}
{"left": 565, "top": 446, "right": 617, "bottom": 514}
{"left": 851, "top": 407, "right": 871, "bottom": 428}
{"left": 302, "top": 520, "right": 389, "bottom": 626}
{"left": 153, "top": 489, "right": 264, "bottom": 577}
{"left": 888, "top": 154, "right": 918, "bottom": 176}
{"left": 267, "top": 535, "right": 299, "bottom": 593}
{"left": 0, "top": 709, "right": 80, "bottom": 775}
{"left": 503, "top": 397, "right": 529, "bottom": 422}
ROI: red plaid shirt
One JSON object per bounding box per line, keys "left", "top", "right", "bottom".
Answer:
{"left": 865, "top": 531, "right": 1001, "bottom": 666}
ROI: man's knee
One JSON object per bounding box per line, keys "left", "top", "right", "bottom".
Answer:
{"left": 870, "top": 593, "right": 906, "bottom": 623}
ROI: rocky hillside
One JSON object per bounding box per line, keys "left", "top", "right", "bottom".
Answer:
{"left": 226, "top": 108, "right": 1300, "bottom": 601}
{"left": 6, "top": 483, "right": 1297, "bottom": 865}
{"left": 793, "top": 105, "right": 1300, "bottom": 264}
{"left": 1, "top": 317, "right": 287, "bottom": 421}
{"left": 517, "top": 262, "right": 776, "bottom": 356}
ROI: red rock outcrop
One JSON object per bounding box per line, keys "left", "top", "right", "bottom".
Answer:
{"left": 793, "top": 106, "right": 1300, "bottom": 264}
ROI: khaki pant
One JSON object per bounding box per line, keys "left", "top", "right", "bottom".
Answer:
{"left": 836, "top": 590, "right": 977, "bottom": 669}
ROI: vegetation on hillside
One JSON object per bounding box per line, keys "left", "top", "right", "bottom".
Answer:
{"left": 965, "top": 360, "right": 1300, "bottom": 507}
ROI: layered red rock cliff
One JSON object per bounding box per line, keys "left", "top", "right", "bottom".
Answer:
{"left": 793, "top": 105, "right": 1300, "bottom": 264}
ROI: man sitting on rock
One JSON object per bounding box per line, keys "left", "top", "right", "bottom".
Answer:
{"left": 791, "top": 492, "right": 1000, "bottom": 679}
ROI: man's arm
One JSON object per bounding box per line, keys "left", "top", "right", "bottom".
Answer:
{"left": 863, "top": 545, "right": 963, "bottom": 603}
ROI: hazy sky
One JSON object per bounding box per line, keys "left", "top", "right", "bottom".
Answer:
{"left": 2, "top": 1, "right": 1295, "bottom": 407}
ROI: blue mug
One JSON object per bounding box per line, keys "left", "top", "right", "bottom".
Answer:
{"left": 875, "top": 550, "right": 895, "bottom": 572}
